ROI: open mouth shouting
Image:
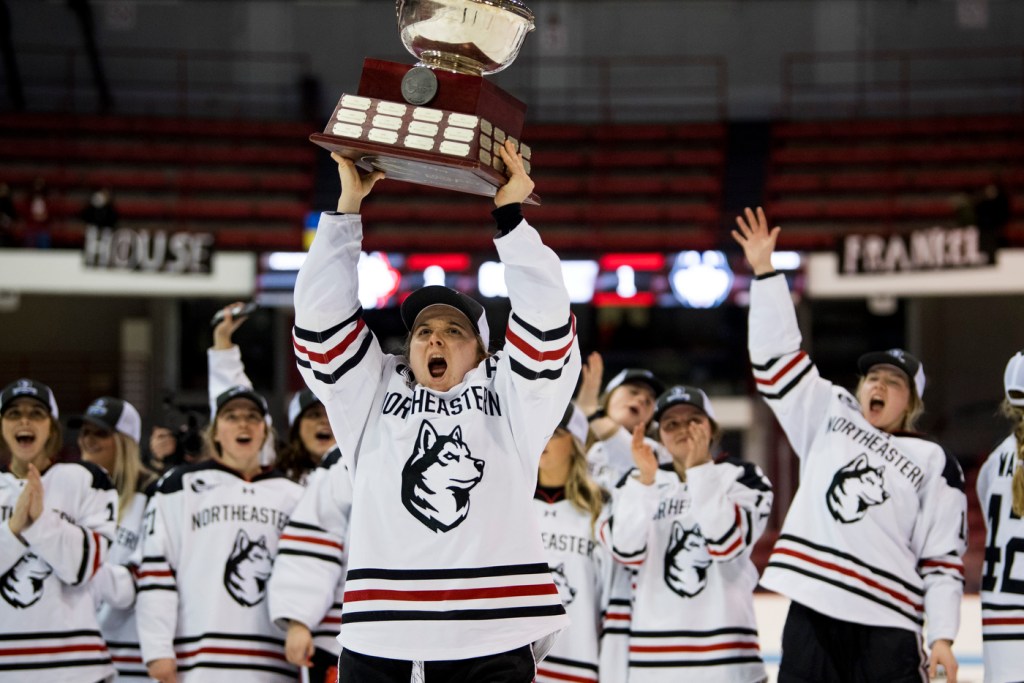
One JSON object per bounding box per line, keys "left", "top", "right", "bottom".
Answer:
{"left": 428, "top": 354, "right": 448, "bottom": 379}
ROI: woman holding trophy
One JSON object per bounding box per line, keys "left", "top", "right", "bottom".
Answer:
{"left": 292, "top": 139, "right": 580, "bottom": 681}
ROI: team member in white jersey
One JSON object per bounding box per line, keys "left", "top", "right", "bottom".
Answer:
{"left": 600, "top": 385, "right": 772, "bottom": 682}
{"left": 0, "top": 379, "right": 117, "bottom": 682}
{"left": 732, "top": 207, "right": 967, "bottom": 683}
{"left": 292, "top": 140, "right": 580, "bottom": 681}
{"left": 573, "top": 352, "right": 668, "bottom": 681}
{"left": 137, "top": 385, "right": 304, "bottom": 683}
{"left": 575, "top": 351, "right": 667, "bottom": 489}
{"left": 977, "top": 350, "right": 1024, "bottom": 683}
{"left": 71, "top": 396, "right": 156, "bottom": 680}
{"left": 533, "top": 404, "right": 610, "bottom": 683}
{"left": 210, "top": 304, "right": 337, "bottom": 484}
{"left": 268, "top": 444, "right": 351, "bottom": 683}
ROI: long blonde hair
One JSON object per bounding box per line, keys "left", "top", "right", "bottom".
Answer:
{"left": 1001, "top": 399, "right": 1024, "bottom": 517}
{"left": 109, "top": 433, "right": 156, "bottom": 521}
{"left": 562, "top": 431, "right": 606, "bottom": 533}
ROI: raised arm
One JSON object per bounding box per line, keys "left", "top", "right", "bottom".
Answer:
{"left": 292, "top": 156, "right": 387, "bottom": 465}
{"left": 731, "top": 207, "right": 834, "bottom": 458}
{"left": 686, "top": 460, "right": 773, "bottom": 562}
{"left": 493, "top": 140, "right": 581, "bottom": 469}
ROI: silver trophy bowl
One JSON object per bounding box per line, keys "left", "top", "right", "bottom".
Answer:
{"left": 396, "top": 0, "right": 535, "bottom": 77}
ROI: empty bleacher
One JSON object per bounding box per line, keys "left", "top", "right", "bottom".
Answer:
{"left": 358, "top": 121, "right": 727, "bottom": 252}
{"left": 764, "top": 114, "right": 1024, "bottom": 249}
{"left": 0, "top": 113, "right": 317, "bottom": 250}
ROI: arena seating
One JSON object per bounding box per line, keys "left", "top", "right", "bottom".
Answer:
{"left": 765, "top": 114, "right": 1024, "bottom": 249}
{"left": 0, "top": 113, "right": 316, "bottom": 250}
{"left": 359, "top": 121, "right": 727, "bottom": 252}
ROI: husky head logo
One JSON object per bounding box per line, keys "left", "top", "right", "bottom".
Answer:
{"left": 550, "top": 563, "right": 577, "bottom": 606}
{"left": 401, "top": 420, "right": 484, "bottom": 533}
{"left": 0, "top": 552, "right": 53, "bottom": 608}
{"left": 826, "top": 454, "right": 890, "bottom": 523}
{"left": 664, "top": 521, "right": 711, "bottom": 598}
{"left": 223, "top": 529, "right": 273, "bottom": 606}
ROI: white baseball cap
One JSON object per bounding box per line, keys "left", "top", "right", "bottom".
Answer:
{"left": 68, "top": 397, "right": 142, "bottom": 443}
{"left": 1005, "top": 351, "right": 1024, "bottom": 407}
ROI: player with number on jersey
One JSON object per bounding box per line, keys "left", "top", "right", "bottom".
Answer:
{"left": 0, "top": 379, "right": 118, "bottom": 682}
{"left": 976, "top": 350, "right": 1024, "bottom": 683}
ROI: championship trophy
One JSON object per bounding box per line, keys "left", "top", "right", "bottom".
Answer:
{"left": 310, "top": 0, "right": 540, "bottom": 204}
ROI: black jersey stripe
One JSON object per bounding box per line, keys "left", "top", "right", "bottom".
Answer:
{"left": 630, "top": 627, "right": 758, "bottom": 638}
{"left": 768, "top": 561, "right": 924, "bottom": 625}
{"left": 277, "top": 548, "right": 342, "bottom": 565}
{"left": 284, "top": 520, "right": 326, "bottom": 533}
{"left": 75, "top": 525, "right": 90, "bottom": 585}
{"left": 630, "top": 655, "right": 764, "bottom": 668}
{"left": 0, "top": 657, "right": 113, "bottom": 671}
{"left": 543, "top": 655, "right": 599, "bottom": 672}
{"left": 341, "top": 603, "right": 566, "bottom": 623}
{"left": 176, "top": 661, "right": 295, "bottom": 676}
{"left": 981, "top": 602, "right": 1024, "bottom": 611}
{"left": 297, "top": 332, "right": 373, "bottom": 385}
{"left": 757, "top": 363, "right": 813, "bottom": 400}
{"left": 508, "top": 354, "right": 571, "bottom": 381}
{"left": 346, "top": 562, "right": 552, "bottom": 582}
{"left": 0, "top": 629, "right": 103, "bottom": 641}
{"left": 509, "top": 313, "right": 574, "bottom": 341}
{"left": 137, "top": 585, "right": 176, "bottom": 592}
{"left": 602, "top": 627, "right": 631, "bottom": 636}
{"left": 982, "top": 632, "right": 1024, "bottom": 641}
{"left": 293, "top": 309, "right": 363, "bottom": 343}
{"left": 777, "top": 533, "right": 923, "bottom": 595}
{"left": 173, "top": 632, "right": 285, "bottom": 646}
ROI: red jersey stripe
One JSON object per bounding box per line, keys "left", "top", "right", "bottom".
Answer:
{"left": 0, "top": 643, "right": 107, "bottom": 657}
{"left": 344, "top": 583, "right": 558, "bottom": 603}
{"left": 505, "top": 324, "right": 575, "bottom": 363}
{"left": 773, "top": 547, "right": 923, "bottom": 611}
{"left": 535, "top": 666, "right": 597, "bottom": 682}
{"left": 631, "top": 640, "right": 760, "bottom": 653}
{"left": 293, "top": 318, "right": 366, "bottom": 365}
{"left": 755, "top": 352, "right": 807, "bottom": 386}
{"left": 279, "top": 534, "right": 344, "bottom": 551}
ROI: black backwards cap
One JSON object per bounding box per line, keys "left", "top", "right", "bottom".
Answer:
{"left": 654, "top": 385, "right": 717, "bottom": 424}
{"left": 603, "top": 368, "right": 665, "bottom": 399}
{"left": 287, "top": 388, "right": 321, "bottom": 428}
{"left": 400, "top": 286, "right": 490, "bottom": 347}
{"left": 857, "top": 348, "right": 926, "bottom": 397}
{"left": 68, "top": 397, "right": 142, "bottom": 443}
{"left": 0, "top": 378, "right": 59, "bottom": 418}
{"left": 214, "top": 385, "right": 269, "bottom": 418}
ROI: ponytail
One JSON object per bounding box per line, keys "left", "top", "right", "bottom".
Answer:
{"left": 1001, "top": 399, "right": 1024, "bottom": 517}
{"left": 1012, "top": 416, "right": 1024, "bottom": 518}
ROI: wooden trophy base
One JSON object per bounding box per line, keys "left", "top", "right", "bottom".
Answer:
{"left": 311, "top": 59, "right": 539, "bottom": 205}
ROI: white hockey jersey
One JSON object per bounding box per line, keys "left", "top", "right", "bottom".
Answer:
{"left": 749, "top": 273, "right": 967, "bottom": 643}
{"left": 92, "top": 489, "right": 149, "bottom": 679}
{"left": 268, "top": 447, "right": 351, "bottom": 657}
{"left": 136, "top": 459, "right": 303, "bottom": 681}
{"left": 532, "top": 487, "right": 612, "bottom": 683}
{"left": 600, "top": 462, "right": 772, "bottom": 682}
{"left": 0, "top": 461, "right": 117, "bottom": 682}
{"left": 292, "top": 211, "right": 580, "bottom": 661}
{"left": 976, "top": 434, "right": 1024, "bottom": 683}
